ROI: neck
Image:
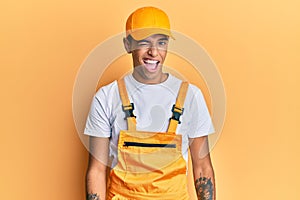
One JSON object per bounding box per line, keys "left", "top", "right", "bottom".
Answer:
{"left": 132, "top": 71, "right": 168, "bottom": 84}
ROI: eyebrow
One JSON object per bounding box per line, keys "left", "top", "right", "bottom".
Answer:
{"left": 137, "top": 40, "right": 150, "bottom": 43}
{"left": 137, "top": 37, "right": 169, "bottom": 43}
{"left": 158, "top": 37, "right": 169, "bottom": 41}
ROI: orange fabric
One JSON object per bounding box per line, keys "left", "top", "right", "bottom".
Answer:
{"left": 117, "top": 79, "right": 136, "bottom": 131}
{"left": 108, "top": 130, "right": 189, "bottom": 200}
{"left": 167, "top": 81, "right": 189, "bottom": 133}
{"left": 107, "top": 79, "right": 189, "bottom": 200}
{"left": 125, "top": 7, "right": 174, "bottom": 40}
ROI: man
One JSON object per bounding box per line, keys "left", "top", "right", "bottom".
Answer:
{"left": 84, "top": 6, "right": 216, "bottom": 200}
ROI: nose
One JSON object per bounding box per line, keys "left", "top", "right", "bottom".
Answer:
{"left": 147, "top": 46, "right": 158, "bottom": 57}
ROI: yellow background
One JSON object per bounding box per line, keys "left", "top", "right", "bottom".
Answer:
{"left": 1, "top": 0, "right": 299, "bottom": 199}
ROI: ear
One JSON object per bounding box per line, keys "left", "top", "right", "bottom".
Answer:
{"left": 123, "top": 37, "right": 132, "bottom": 53}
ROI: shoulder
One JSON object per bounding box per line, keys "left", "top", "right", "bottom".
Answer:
{"left": 183, "top": 82, "right": 206, "bottom": 109}
{"left": 162, "top": 74, "right": 184, "bottom": 95}
{"left": 167, "top": 74, "right": 204, "bottom": 98}
{"left": 187, "top": 83, "right": 204, "bottom": 98}
{"left": 166, "top": 73, "right": 183, "bottom": 87}
{"left": 94, "top": 80, "right": 118, "bottom": 100}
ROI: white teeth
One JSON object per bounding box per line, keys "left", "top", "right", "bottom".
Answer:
{"left": 144, "top": 59, "right": 159, "bottom": 64}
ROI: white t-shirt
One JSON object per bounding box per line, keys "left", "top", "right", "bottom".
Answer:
{"left": 84, "top": 74, "right": 214, "bottom": 168}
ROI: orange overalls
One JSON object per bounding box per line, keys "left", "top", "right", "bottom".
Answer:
{"left": 107, "top": 79, "right": 190, "bottom": 200}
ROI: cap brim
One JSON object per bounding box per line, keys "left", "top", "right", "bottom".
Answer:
{"left": 129, "top": 28, "right": 175, "bottom": 41}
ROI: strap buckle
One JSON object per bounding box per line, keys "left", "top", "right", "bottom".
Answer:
{"left": 170, "top": 104, "right": 184, "bottom": 124}
{"left": 122, "top": 103, "right": 136, "bottom": 120}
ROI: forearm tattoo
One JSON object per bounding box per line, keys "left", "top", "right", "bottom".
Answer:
{"left": 87, "top": 193, "right": 100, "bottom": 200}
{"left": 195, "top": 174, "right": 214, "bottom": 200}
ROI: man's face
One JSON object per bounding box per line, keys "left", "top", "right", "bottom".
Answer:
{"left": 125, "top": 34, "right": 169, "bottom": 84}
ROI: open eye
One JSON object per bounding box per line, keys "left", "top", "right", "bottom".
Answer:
{"left": 157, "top": 40, "right": 168, "bottom": 49}
{"left": 158, "top": 41, "right": 167, "bottom": 46}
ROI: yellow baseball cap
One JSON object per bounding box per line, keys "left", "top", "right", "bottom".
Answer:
{"left": 126, "top": 7, "right": 174, "bottom": 40}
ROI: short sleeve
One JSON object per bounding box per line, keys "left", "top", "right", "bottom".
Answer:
{"left": 185, "top": 85, "right": 215, "bottom": 138}
{"left": 84, "top": 88, "right": 111, "bottom": 137}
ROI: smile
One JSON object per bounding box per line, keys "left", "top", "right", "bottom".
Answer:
{"left": 143, "top": 59, "right": 160, "bottom": 72}
{"left": 144, "top": 59, "right": 159, "bottom": 64}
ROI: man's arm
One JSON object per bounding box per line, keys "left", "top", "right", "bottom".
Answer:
{"left": 86, "top": 136, "right": 109, "bottom": 200}
{"left": 189, "top": 136, "right": 216, "bottom": 200}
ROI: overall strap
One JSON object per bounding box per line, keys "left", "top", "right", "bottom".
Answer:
{"left": 117, "top": 78, "right": 136, "bottom": 131}
{"left": 167, "top": 81, "right": 189, "bottom": 133}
